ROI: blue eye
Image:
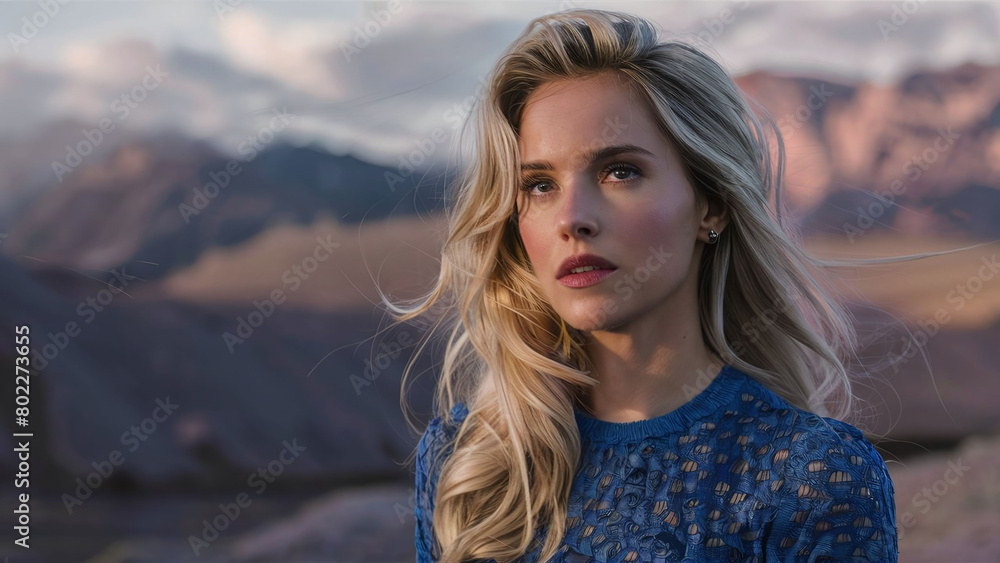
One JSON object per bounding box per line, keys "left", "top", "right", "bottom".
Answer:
{"left": 519, "top": 163, "right": 642, "bottom": 198}
{"left": 519, "top": 178, "right": 554, "bottom": 195}
{"left": 605, "top": 163, "right": 641, "bottom": 182}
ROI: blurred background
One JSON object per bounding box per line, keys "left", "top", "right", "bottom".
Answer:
{"left": 0, "top": 1, "right": 998, "bottom": 561}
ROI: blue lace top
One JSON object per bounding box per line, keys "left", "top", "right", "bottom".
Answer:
{"left": 415, "top": 364, "right": 899, "bottom": 562}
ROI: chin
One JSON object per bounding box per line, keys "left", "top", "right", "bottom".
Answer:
{"left": 559, "top": 298, "right": 629, "bottom": 333}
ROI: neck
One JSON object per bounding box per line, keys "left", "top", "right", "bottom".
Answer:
{"left": 578, "top": 301, "right": 724, "bottom": 423}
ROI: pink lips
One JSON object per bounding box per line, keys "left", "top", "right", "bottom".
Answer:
{"left": 556, "top": 253, "right": 618, "bottom": 288}
{"left": 558, "top": 268, "right": 617, "bottom": 288}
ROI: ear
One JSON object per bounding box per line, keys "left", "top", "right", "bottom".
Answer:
{"left": 698, "top": 194, "right": 730, "bottom": 242}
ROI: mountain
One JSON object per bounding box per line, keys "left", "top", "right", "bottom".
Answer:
{"left": 0, "top": 248, "right": 439, "bottom": 492}
{"left": 733, "top": 62, "right": 1000, "bottom": 240}
{"left": 0, "top": 122, "right": 449, "bottom": 282}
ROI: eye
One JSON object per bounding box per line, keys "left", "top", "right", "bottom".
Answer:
{"left": 604, "top": 163, "right": 642, "bottom": 183}
{"left": 518, "top": 163, "right": 642, "bottom": 199}
{"left": 519, "top": 177, "right": 554, "bottom": 197}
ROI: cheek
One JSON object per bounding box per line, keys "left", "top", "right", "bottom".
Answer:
{"left": 613, "top": 194, "right": 696, "bottom": 268}
{"left": 517, "top": 222, "right": 548, "bottom": 271}
{"left": 616, "top": 210, "right": 671, "bottom": 247}
{"left": 616, "top": 199, "right": 686, "bottom": 248}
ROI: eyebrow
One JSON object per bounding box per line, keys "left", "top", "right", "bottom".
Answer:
{"left": 520, "top": 143, "right": 655, "bottom": 173}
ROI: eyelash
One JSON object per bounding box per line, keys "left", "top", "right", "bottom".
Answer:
{"left": 519, "top": 163, "right": 642, "bottom": 198}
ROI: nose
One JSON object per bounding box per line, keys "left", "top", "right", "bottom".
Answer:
{"left": 556, "top": 181, "right": 600, "bottom": 240}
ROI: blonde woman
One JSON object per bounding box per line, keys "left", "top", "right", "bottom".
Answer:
{"left": 388, "top": 9, "right": 923, "bottom": 562}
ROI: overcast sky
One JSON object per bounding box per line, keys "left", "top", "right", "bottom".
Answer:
{"left": 2, "top": 1, "right": 999, "bottom": 168}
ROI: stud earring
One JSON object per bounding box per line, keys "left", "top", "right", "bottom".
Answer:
{"left": 707, "top": 229, "right": 719, "bottom": 244}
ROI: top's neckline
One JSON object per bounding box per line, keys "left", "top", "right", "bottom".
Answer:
{"left": 572, "top": 364, "right": 746, "bottom": 442}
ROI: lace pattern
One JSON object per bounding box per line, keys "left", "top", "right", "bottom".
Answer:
{"left": 415, "top": 365, "right": 898, "bottom": 562}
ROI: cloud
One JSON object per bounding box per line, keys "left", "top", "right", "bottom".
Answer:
{"left": 0, "top": 1, "right": 997, "bottom": 172}
{"left": 219, "top": 9, "right": 349, "bottom": 100}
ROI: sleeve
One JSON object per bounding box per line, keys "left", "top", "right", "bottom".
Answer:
{"left": 415, "top": 415, "right": 443, "bottom": 563}
{"left": 765, "top": 415, "right": 899, "bottom": 562}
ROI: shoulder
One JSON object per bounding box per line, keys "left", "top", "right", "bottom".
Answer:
{"left": 416, "top": 402, "right": 469, "bottom": 474}
{"left": 419, "top": 402, "right": 469, "bottom": 447}
{"left": 414, "top": 402, "right": 470, "bottom": 561}
{"left": 736, "top": 377, "right": 899, "bottom": 560}
{"left": 778, "top": 407, "right": 895, "bottom": 512}
{"left": 738, "top": 373, "right": 895, "bottom": 501}
{"left": 734, "top": 373, "right": 889, "bottom": 466}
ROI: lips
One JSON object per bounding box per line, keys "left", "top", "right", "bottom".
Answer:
{"left": 556, "top": 253, "right": 618, "bottom": 279}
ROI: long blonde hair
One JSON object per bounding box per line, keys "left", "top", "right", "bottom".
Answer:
{"left": 387, "top": 9, "right": 987, "bottom": 562}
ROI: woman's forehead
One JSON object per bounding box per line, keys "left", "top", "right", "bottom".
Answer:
{"left": 517, "top": 78, "right": 664, "bottom": 166}
{"left": 520, "top": 73, "right": 640, "bottom": 119}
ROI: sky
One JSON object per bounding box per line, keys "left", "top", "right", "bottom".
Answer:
{"left": 2, "top": 0, "right": 999, "bottom": 169}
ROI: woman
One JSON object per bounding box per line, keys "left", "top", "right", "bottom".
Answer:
{"left": 392, "top": 9, "right": 913, "bottom": 562}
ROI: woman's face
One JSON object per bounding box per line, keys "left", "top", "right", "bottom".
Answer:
{"left": 515, "top": 72, "right": 711, "bottom": 332}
